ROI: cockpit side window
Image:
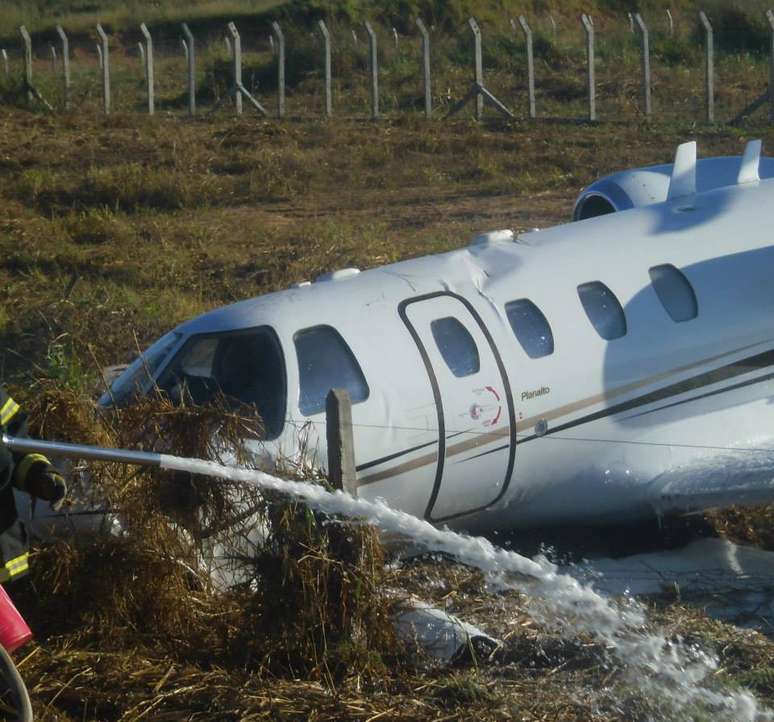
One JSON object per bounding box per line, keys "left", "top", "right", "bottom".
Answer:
{"left": 157, "top": 327, "right": 287, "bottom": 440}
{"left": 294, "top": 325, "right": 369, "bottom": 416}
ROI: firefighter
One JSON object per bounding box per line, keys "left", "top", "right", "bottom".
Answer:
{"left": 0, "top": 388, "right": 66, "bottom": 584}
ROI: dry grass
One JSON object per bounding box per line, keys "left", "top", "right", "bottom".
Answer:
{"left": 8, "top": 388, "right": 404, "bottom": 720}
{"left": 707, "top": 505, "right": 774, "bottom": 551}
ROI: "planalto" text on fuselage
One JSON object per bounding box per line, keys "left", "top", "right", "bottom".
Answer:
{"left": 521, "top": 386, "right": 550, "bottom": 401}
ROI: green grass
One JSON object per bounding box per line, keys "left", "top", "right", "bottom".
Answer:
{"left": 0, "top": 0, "right": 286, "bottom": 38}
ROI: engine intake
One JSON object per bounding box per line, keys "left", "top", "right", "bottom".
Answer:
{"left": 572, "top": 155, "right": 774, "bottom": 221}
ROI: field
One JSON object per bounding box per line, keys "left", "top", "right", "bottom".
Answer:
{"left": 0, "top": 114, "right": 769, "bottom": 389}
{"left": 2, "top": 0, "right": 774, "bottom": 719}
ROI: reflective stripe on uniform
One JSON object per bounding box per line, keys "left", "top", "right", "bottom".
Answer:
{"left": 13, "top": 453, "right": 50, "bottom": 490}
{"left": 0, "top": 553, "right": 28, "bottom": 583}
{"left": 0, "top": 398, "right": 19, "bottom": 426}
{"left": 5, "top": 553, "right": 27, "bottom": 574}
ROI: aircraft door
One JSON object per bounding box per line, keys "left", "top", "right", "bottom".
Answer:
{"left": 400, "top": 293, "right": 515, "bottom": 522}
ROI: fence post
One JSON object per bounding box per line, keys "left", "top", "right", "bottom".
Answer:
{"left": 581, "top": 14, "right": 595, "bottom": 121}
{"left": 666, "top": 9, "right": 674, "bottom": 36}
{"left": 1, "top": 50, "right": 7, "bottom": 77}
{"left": 318, "top": 20, "right": 332, "bottom": 117}
{"left": 139, "top": 23, "right": 154, "bottom": 115}
{"left": 49, "top": 44, "right": 57, "bottom": 72}
{"left": 392, "top": 27, "right": 399, "bottom": 48}
{"left": 352, "top": 29, "right": 359, "bottom": 45}
{"left": 699, "top": 11, "right": 714, "bottom": 123}
{"left": 469, "top": 17, "right": 483, "bottom": 121}
{"left": 181, "top": 38, "right": 188, "bottom": 62}
{"left": 56, "top": 25, "right": 70, "bottom": 110}
{"left": 19, "top": 26, "right": 32, "bottom": 103}
{"left": 227, "top": 22, "right": 242, "bottom": 115}
{"left": 136, "top": 42, "right": 144, "bottom": 79}
{"left": 364, "top": 21, "right": 379, "bottom": 120}
{"left": 271, "top": 21, "right": 285, "bottom": 119}
{"left": 634, "top": 13, "right": 652, "bottom": 116}
{"left": 326, "top": 389, "right": 357, "bottom": 497}
{"left": 96, "top": 24, "right": 110, "bottom": 114}
{"left": 416, "top": 18, "right": 432, "bottom": 119}
{"left": 767, "top": 10, "right": 774, "bottom": 123}
{"left": 627, "top": 12, "right": 634, "bottom": 33}
{"left": 182, "top": 23, "right": 196, "bottom": 117}
{"left": 517, "top": 15, "right": 536, "bottom": 119}
{"left": 269, "top": 35, "right": 275, "bottom": 55}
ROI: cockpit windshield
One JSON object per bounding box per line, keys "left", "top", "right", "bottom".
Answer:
{"left": 101, "top": 331, "right": 182, "bottom": 407}
{"left": 155, "top": 326, "right": 286, "bottom": 439}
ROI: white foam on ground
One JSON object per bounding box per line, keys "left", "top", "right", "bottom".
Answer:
{"left": 572, "top": 537, "right": 774, "bottom": 628}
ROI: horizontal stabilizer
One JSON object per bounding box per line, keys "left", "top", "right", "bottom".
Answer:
{"left": 737, "top": 139, "right": 762, "bottom": 184}
{"left": 666, "top": 141, "right": 697, "bottom": 201}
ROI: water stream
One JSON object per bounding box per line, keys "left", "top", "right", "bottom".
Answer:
{"left": 161, "top": 453, "right": 770, "bottom": 721}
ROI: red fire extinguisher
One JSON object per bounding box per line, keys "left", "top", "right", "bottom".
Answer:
{"left": 0, "top": 585, "right": 32, "bottom": 653}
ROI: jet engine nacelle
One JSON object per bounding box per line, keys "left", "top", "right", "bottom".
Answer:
{"left": 573, "top": 155, "right": 774, "bottom": 221}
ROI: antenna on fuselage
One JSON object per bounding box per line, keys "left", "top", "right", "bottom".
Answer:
{"left": 666, "top": 141, "right": 697, "bottom": 201}
{"left": 737, "top": 139, "right": 762, "bottom": 184}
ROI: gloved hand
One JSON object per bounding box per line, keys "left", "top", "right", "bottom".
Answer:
{"left": 27, "top": 466, "right": 67, "bottom": 511}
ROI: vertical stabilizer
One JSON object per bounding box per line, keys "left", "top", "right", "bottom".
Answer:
{"left": 666, "top": 141, "right": 697, "bottom": 201}
{"left": 737, "top": 139, "right": 762, "bottom": 184}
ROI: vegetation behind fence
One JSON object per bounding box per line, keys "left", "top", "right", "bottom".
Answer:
{"left": 2, "top": 5, "right": 774, "bottom": 124}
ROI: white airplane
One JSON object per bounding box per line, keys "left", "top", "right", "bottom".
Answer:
{"left": 96, "top": 139, "right": 774, "bottom": 534}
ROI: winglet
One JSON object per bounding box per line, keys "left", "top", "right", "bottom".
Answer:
{"left": 737, "top": 139, "right": 762, "bottom": 184}
{"left": 666, "top": 141, "right": 697, "bottom": 201}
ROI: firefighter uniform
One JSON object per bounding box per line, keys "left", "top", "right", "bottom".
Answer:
{"left": 0, "top": 388, "right": 65, "bottom": 584}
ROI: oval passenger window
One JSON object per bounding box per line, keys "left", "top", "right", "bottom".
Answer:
{"left": 577, "top": 281, "right": 627, "bottom": 340}
{"left": 505, "top": 299, "right": 555, "bottom": 359}
{"left": 648, "top": 264, "right": 698, "bottom": 323}
{"left": 430, "top": 317, "right": 480, "bottom": 377}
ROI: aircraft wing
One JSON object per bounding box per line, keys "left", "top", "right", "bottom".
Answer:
{"left": 651, "top": 449, "right": 774, "bottom": 515}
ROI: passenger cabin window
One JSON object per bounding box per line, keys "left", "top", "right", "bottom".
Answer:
{"left": 649, "top": 264, "right": 698, "bottom": 322}
{"left": 505, "top": 299, "right": 554, "bottom": 359}
{"left": 577, "top": 281, "right": 627, "bottom": 340}
{"left": 157, "top": 327, "right": 287, "bottom": 439}
{"left": 430, "top": 317, "right": 480, "bottom": 377}
{"left": 295, "top": 325, "right": 369, "bottom": 416}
